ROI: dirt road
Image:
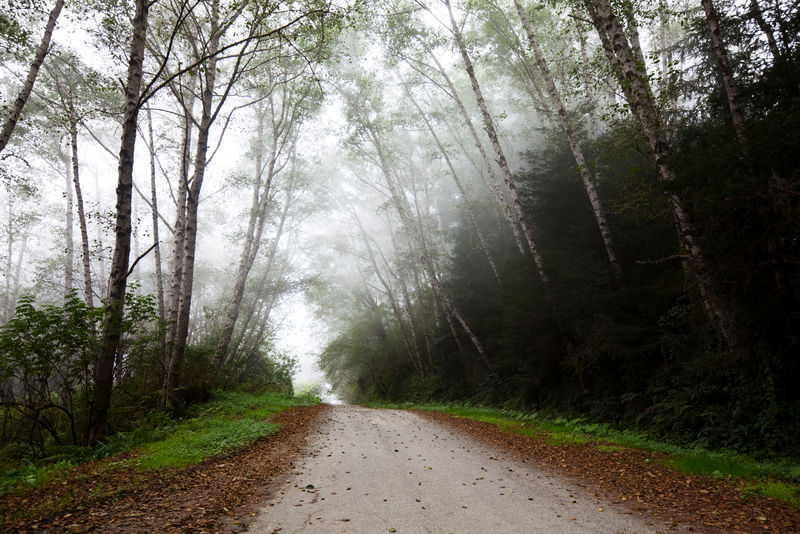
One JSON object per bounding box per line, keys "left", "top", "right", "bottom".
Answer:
{"left": 250, "top": 406, "right": 690, "bottom": 533}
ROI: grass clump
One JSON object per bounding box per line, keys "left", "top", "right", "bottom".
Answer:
{"left": 1, "top": 390, "right": 314, "bottom": 492}
{"left": 136, "top": 419, "right": 276, "bottom": 470}
{"left": 746, "top": 481, "right": 800, "bottom": 508}
{"left": 662, "top": 451, "right": 767, "bottom": 479}
{"left": 134, "top": 391, "right": 307, "bottom": 471}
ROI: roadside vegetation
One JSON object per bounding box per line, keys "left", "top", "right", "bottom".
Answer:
{"left": 0, "top": 390, "right": 318, "bottom": 498}
{"left": 317, "top": 0, "right": 800, "bottom": 467}
{"left": 371, "top": 402, "right": 800, "bottom": 509}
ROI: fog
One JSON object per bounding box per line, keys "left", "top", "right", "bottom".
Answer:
{"left": 2, "top": 0, "right": 798, "bottom": 453}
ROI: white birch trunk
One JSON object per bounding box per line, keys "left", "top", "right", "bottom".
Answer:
{"left": 700, "top": 0, "right": 749, "bottom": 156}
{"left": 444, "top": 0, "right": 550, "bottom": 291}
{"left": 513, "top": 0, "right": 622, "bottom": 283}
{"left": 70, "top": 123, "right": 94, "bottom": 307}
{"left": 405, "top": 87, "right": 501, "bottom": 284}
{"left": 585, "top": 0, "right": 739, "bottom": 351}
{"left": 63, "top": 150, "right": 74, "bottom": 294}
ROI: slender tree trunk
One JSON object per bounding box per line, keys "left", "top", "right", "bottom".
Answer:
{"left": 658, "top": 1, "right": 675, "bottom": 99}
{"left": 162, "top": 91, "right": 194, "bottom": 405}
{"left": 3, "top": 197, "right": 13, "bottom": 321}
{"left": 444, "top": 0, "right": 549, "bottom": 291}
{"left": 405, "top": 88, "right": 501, "bottom": 284}
{"left": 229, "top": 210, "right": 288, "bottom": 359}
{"left": 585, "top": 0, "right": 739, "bottom": 351}
{"left": 71, "top": 123, "right": 94, "bottom": 307}
{"left": 132, "top": 194, "right": 141, "bottom": 281}
{"left": 354, "top": 212, "right": 425, "bottom": 378}
{"left": 427, "top": 53, "right": 527, "bottom": 255}
{"left": 359, "top": 112, "right": 489, "bottom": 364}
{"left": 63, "top": 150, "right": 74, "bottom": 294}
{"left": 89, "top": 0, "right": 149, "bottom": 444}
{"left": 749, "top": 0, "right": 781, "bottom": 61}
{"left": 621, "top": 1, "right": 646, "bottom": 69}
{"left": 94, "top": 173, "right": 107, "bottom": 297}
{"left": 211, "top": 100, "right": 293, "bottom": 372}
{"left": 0, "top": 0, "right": 64, "bottom": 154}
{"left": 146, "top": 106, "right": 165, "bottom": 323}
{"left": 165, "top": 0, "right": 223, "bottom": 406}
{"left": 574, "top": 17, "right": 599, "bottom": 138}
{"left": 513, "top": 0, "right": 622, "bottom": 283}
{"left": 700, "top": 0, "right": 749, "bottom": 156}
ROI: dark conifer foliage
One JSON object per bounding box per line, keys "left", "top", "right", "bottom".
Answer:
{"left": 319, "top": 0, "right": 800, "bottom": 458}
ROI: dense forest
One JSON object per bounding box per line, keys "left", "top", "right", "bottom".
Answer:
{"left": 0, "top": 0, "right": 798, "bottom": 464}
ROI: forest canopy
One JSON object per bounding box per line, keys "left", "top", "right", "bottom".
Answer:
{"left": 0, "top": 0, "right": 798, "bottom": 459}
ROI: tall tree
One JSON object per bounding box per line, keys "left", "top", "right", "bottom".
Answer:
{"left": 211, "top": 72, "right": 313, "bottom": 372}
{"left": 583, "top": 0, "right": 739, "bottom": 351}
{"left": 89, "top": 0, "right": 150, "bottom": 444}
{"left": 511, "top": 0, "right": 622, "bottom": 282}
{"left": 700, "top": 0, "right": 749, "bottom": 156}
{"left": 440, "top": 0, "right": 551, "bottom": 292}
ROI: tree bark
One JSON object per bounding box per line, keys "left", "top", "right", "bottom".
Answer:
{"left": 700, "top": 0, "right": 749, "bottom": 157}
{"left": 0, "top": 0, "right": 65, "bottom": 154}
{"left": 89, "top": 0, "right": 149, "bottom": 444}
{"left": 146, "top": 106, "right": 165, "bottom": 324}
{"left": 211, "top": 85, "right": 300, "bottom": 372}
{"left": 426, "top": 53, "right": 527, "bottom": 255}
{"left": 354, "top": 210, "right": 426, "bottom": 378}
{"left": 574, "top": 17, "right": 599, "bottom": 138}
{"left": 512, "top": 0, "right": 622, "bottom": 283}
{"left": 749, "top": 0, "right": 781, "bottom": 62}
{"left": 63, "top": 149, "right": 74, "bottom": 295}
{"left": 356, "top": 105, "right": 489, "bottom": 364}
{"left": 70, "top": 122, "right": 94, "bottom": 307}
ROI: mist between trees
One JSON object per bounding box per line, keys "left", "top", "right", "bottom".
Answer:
{"left": 0, "top": 0, "right": 798, "bottom": 460}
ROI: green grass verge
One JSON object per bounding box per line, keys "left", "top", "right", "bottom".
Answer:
{"left": 370, "top": 401, "right": 800, "bottom": 509}
{"left": 1, "top": 390, "right": 317, "bottom": 494}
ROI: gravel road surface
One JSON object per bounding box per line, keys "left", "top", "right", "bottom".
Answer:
{"left": 249, "top": 406, "right": 691, "bottom": 533}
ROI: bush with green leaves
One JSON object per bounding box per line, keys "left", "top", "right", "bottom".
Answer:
{"left": 0, "top": 293, "right": 101, "bottom": 455}
{"left": 0, "top": 289, "right": 162, "bottom": 457}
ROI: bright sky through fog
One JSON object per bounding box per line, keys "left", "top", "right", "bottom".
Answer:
{"left": 273, "top": 293, "right": 326, "bottom": 385}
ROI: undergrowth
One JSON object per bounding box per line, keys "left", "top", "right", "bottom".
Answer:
{"left": 0, "top": 390, "right": 316, "bottom": 495}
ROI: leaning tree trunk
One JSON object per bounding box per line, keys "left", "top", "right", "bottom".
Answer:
{"left": 0, "top": 0, "right": 64, "bottom": 154}
{"left": 405, "top": 87, "right": 501, "bottom": 284}
{"left": 700, "top": 0, "right": 749, "bottom": 157}
{"left": 426, "top": 53, "right": 527, "bottom": 256}
{"left": 211, "top": 96, "right": 294, "bottom": 373}
{"left": 513, "top": 0, "right": 622, "bottom": 283}
{"left": 748, "top": 0, "right": 780, "bottom": 61}
{"left": 444, "top": 0, "right": 550, "bottom": 292}
{"left": 354, "top": 210, "right": 426, "bottom": 378}
{"left": 359, "top": 112, "right": 489, "bottom": 365}
{"left": 89, "top": 0, "right": 149, "bottom": 444}
{"left": 70, "top": 122, "right": 94, "bottom": 307}
{"left": 585, "top": 0, "right": 739, "bottom": 351}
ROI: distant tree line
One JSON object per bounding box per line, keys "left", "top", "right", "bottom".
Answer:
{"left": 315, "top": 0, "right": 799, "bottom": 457}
